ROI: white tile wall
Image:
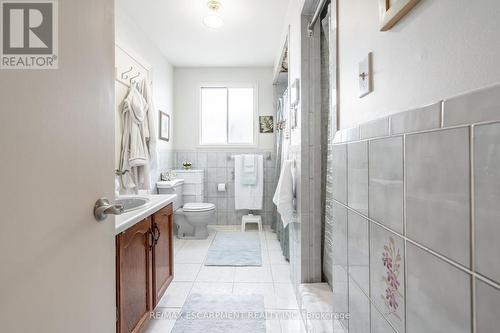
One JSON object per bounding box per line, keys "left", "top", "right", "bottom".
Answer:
{"left": 164, "top": 150, "right": 277, "bottom": 225}
{"left": 331, "top": 84, "right": 500, "bottom": 333}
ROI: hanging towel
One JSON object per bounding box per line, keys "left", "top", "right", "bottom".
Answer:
{"left": 235, "top": 155, "right": 264, "bottom": 210}
{"left": 243, "top": 154, "right": 255, "bottom": 168}
{"left": 273, "top": 160, "right": 296, "bottom": 227}
{"left": 119, "top": 86, "right": 150, "bottom": 191}
{"left": 242, "top": 154, "right": 258, "bottom": 185}
{"left": 139, "top": 79, "right": 158, "bottom": 190}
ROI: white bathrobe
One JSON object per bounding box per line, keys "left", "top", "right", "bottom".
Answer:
{"left": 139, "top": 80, "right": 158, "bottom": 190}
{"left": 119, "top": 86, "right": 150, "bottom": 190}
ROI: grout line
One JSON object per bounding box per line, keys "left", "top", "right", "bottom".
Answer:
{"left": 367, "top": 139, "right": 372, "bottom": 332}
{"left": 470, "top": 125, "right": 477, "bottom": 333}
{"left": 333, "top": 119, "right": 500, "bottom": 146}
{"left": 332, "top": 198, "right": 500, "bottom": 291}
{"left": 403, "top": 134, "right": 408, "bottom": 333}
{"left": 402, "top": 134, "right": 407, "bottom": 237}
{"left": 348, "top": 275, "right": 400, "bottom": 333}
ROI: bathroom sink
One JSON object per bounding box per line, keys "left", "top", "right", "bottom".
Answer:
{"left": 116, "top": 197, "right": 150, "bottom": 213}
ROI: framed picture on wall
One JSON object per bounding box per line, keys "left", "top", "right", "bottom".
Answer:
{"left": 259, "top": 116, "right": 274, "bottom": 133}
{"left": 378, "top": 0, "right": 421, "bottom": 31}
{"left": 159, "top": 111, "right": 170, "bottom": 142}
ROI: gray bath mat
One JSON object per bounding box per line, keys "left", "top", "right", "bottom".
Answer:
{"left": 171, "top": 293, "right": 266, "bottom": 333}
{"left": 205, "top": 232, "right": 262, "bottom": 266}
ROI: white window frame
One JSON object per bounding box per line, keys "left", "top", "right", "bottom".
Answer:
{"left": 198, "top": 82, "right": 259, "bottom": 148}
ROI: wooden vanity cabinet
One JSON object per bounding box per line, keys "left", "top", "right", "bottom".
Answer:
{"left": 116, "top": 203, "right": 174, "bottom": 333}
{"left": 116, "top": 217, "right": 153, "bottom": 333}
{"left": 151, "top": 204, "right": 174, "bottom": 306}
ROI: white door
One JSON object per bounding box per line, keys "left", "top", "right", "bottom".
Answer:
{"left": 0, "top": 1, "right": 116, "bottom": 332}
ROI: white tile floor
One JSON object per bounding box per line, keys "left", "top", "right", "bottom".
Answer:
{"left": 144, "top": 225, "right": 306, "bottom": 333}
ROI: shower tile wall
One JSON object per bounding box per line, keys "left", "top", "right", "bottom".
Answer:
{"left": 170, "top": 149, "right": 276, "bottom": 225}
{"left": 331, "top": 84, "right": 500, "bottom": 333}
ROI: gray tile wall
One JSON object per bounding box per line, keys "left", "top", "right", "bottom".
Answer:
{"left": 406, "top": 127, "right": 471, "bottom": 266}
{"left": 347, "top": 142, "right": 368, "bottom": 215}
{"left": 151, "top": 149, "right": 175, "bottom": 193}
{"left": 166, "top": 149, "right": 276, "bottom": 225}
{"left": 321, "top": 15, "right": 333, "bottom": 287}
{"left": 369, "top": 136, "right": 404, "bottom": 234}
{"left": 331, "top": 83, "right": 500, "bottom": 333}
{"left": 474, "top": 122, "right": 500, "bottom": 283}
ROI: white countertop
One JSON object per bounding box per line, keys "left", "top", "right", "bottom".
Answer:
{"left": 115, "top": 194, "right": 176, "bottom": 235}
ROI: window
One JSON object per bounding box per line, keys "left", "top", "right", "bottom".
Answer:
{"left": 200, "top": 85, "right": 255, "bottom": 145}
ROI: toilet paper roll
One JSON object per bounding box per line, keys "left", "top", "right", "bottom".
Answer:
{"left": 217, "top": 183, "right": 226, "bottom": 192}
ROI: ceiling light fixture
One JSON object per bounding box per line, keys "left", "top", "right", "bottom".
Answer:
{"left": 203, "top": 0, "right": 224, "bottom": 29}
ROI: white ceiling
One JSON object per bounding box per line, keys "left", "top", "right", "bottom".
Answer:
{"left": 118, "top": 0, "right": 290, "bottom": 67}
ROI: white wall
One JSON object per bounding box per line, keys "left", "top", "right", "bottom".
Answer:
{"left": 338, "top": 0, "right": 500, "bottom": 129}
{"left": 173, "top": 67, "right": 275, "bottom": 150}
{"left": 115, "top": 7, "right": 175, "bottom": 187}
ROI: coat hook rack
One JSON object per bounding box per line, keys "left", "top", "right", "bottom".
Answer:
{"left": 129, "top": 72, "right": 141, "bottom": 84}
{"left": 121, "top": 66, "right": 133, "bottom": 80}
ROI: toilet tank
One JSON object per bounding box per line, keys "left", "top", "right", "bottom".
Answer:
{"left": 156, "top": 179, "right": 184, "bottom": 210}
{"left": 175, "top": 169, "right": 204, "bottom": 203}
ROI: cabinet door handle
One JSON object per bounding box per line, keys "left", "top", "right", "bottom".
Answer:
{"left": 148, "top": 229, "right": 155, "bottom": 250}
{"left": 153, "top": 224, "right": 161, "bottom": 245}
{"left": 93, "top": 198, "right": 124, "bottom": 222}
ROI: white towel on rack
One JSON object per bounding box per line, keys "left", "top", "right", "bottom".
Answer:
{"left": 243, "top": 154, "right": 256, "bottom": 169}
{"left": 273, "top": 160, "right": 296, "bottom": 227}
{"left": 235, "top": 155, "right": 263, "bottom": 210}
{"left": 242, "top": 154, "right": 258, "bottom": 185}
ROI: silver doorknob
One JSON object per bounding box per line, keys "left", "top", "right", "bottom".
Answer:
{"left": 94, "top": 198, "right": 124, "bottom": 222}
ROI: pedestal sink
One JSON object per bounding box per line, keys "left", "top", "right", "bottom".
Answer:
{"left": 116, "top": 197, "right": 150, "bottom": 213}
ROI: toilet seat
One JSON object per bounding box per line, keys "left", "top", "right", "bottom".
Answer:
{"left": 183, "top": 202, "right": 216, "bottom": 213}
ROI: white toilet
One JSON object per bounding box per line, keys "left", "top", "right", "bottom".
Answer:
{"left": 157, "top": 170, "right": 215, "bottom": 240}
